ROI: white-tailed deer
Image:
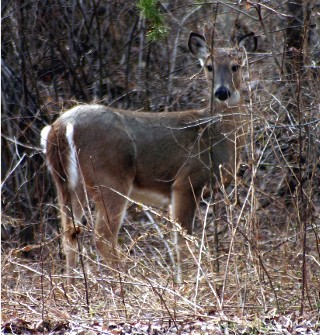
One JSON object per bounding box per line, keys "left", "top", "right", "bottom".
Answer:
{"left": 41, "top": 32, "right": 254, "bottom": 285}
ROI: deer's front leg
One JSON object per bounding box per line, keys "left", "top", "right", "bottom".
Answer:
{"left": 171, "top": 185, "right": 201, "bottom": 280}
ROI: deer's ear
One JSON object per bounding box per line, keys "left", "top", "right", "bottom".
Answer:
{"left": 238, "top": 32, "right": 258, "bottom": 52}
{"left": 188, "top": 32, "right": 209, "bottom": 66}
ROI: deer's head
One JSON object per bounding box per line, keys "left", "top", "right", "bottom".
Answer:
{"left": 188, "top": 32, "right": 253, "bottom": 105}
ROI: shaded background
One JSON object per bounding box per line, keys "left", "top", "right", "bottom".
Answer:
{"left": 1, "top": 0, "right": 320, "bottom": 327}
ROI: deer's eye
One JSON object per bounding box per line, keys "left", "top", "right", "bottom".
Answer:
{"left": 206, "top": 64, "right": 213, "bottom": 72}
{"left": 232, "top": 64, "right": 240, "bottom": 72}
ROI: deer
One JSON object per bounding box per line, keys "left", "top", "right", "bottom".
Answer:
{"left": 41, "top": 31, "right": 255, "bottom": 286}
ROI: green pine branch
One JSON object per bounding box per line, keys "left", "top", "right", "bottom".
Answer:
{"left": 137, "top": 0, "right": 168, "bottom": 41}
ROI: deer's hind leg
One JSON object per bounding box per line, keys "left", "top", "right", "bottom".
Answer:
{"left": 93, "top": 182, "right": 132, "bottom": 269}
{"left": 57, "top": 185, "right": 86, "bottom": 286}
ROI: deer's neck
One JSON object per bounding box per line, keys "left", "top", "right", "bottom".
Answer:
{"left": 205, "top": 94, "right": 250, "bottom": 149}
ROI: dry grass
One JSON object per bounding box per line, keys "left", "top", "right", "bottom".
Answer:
{"left": 2, "top": 184, "right": 320, "bottom": 333}
{"left": 2, "top": 46, "right": 320, "bottom": 335}
{"left": 1, "top": 1, "right": 320, "bottom": 333}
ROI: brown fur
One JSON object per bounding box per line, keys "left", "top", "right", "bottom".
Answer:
{"left": 41, "top": 32, "right": 253, "bottom": 285}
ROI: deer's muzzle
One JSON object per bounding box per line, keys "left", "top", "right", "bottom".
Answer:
{"left": 215, "top": 87, "right": 231, "bottom": 101}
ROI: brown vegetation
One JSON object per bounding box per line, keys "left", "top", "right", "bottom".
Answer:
{"left": 1, "top": 0, "right": 320, "bottom": 333}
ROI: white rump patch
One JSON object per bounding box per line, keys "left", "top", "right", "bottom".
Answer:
{"left": 65, "top": 123, "right": 78, "bottom": 189}
{"left": 40, "top": 125, "right": 52, "bottom": 153}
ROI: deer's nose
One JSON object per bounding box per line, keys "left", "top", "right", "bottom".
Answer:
{"left": 215, "top": 87, "right": 231, "bottom": 101}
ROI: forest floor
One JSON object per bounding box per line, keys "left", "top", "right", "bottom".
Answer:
{"left": 2, "top": 1, "right": 320, "bottom": 334}
{"left": 2, "top": 201, "right": 320, "bottom": 334}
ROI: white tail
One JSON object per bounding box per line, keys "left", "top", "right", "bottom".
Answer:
{"left": 41, "top": 32, "right": 254, "bottom": 285}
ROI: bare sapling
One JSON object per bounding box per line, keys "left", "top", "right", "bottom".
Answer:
{"left": 41, "top": 31, "right": 255, "bottom": 286}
